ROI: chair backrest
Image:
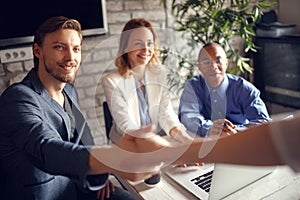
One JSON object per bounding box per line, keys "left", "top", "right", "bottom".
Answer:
{"left": 103, "top": 101, "right": 113, "bottom": 143}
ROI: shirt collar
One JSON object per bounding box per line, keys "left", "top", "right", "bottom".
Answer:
{"left": 206, "top": 74, "right": 229, "bottom": 98}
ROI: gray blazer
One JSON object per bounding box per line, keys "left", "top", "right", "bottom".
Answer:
{"left": 0, "top": 68, "right": 107, "bottom": 200}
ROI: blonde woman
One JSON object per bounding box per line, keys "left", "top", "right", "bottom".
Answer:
{"left": 102, "top": 18, "right": 192, "bottom": 144}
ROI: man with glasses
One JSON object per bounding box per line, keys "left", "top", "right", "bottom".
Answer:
{"left": 178, "top": 42, "right": 270, "bottom": 138}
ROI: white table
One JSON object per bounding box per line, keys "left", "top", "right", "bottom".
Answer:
{"left": 116, "top": 165, "right": 300, "bottom": 200}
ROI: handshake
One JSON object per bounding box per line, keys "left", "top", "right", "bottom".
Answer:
{"left": 89, "top": 125, "right": 197, "bottom": 182}
{"left": 89, "top": 116, "right": 292, "bottom": 183}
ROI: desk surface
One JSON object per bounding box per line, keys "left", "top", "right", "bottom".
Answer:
{"left": 117, "top": 165, "right": 300, "bottom": 200}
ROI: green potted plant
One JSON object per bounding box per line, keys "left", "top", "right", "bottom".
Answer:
{"left": 160, "top": 0, "right": 276, "bottom": 92}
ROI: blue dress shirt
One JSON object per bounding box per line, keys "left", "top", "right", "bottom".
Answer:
{"left": 135, "top": 78, "right": 152, "bottom": 126}
{"left": 178, "top": 74, "right": 270, "bottom": 137}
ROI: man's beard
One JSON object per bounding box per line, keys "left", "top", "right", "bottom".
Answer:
{"left": 44, "top": 61, "right": 78, "bottom": 83}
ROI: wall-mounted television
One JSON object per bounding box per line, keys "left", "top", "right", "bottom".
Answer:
{"left": 0, "top": 0, "right": 107, "bottom": 48}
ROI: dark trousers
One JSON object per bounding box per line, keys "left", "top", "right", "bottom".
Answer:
{"left": 77, "top": 186, "right": 135, "bottom": 200}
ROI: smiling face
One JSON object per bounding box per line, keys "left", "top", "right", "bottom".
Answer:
{"left": 198, "top": 43, "right": 228, "bottom": 88}
{"left": 125, "top": 27, "right": 155, "bottom": 68}
{"left": 34, "top": 28, "right": 81, "bottom": 83}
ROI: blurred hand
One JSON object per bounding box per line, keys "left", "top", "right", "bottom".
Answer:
{"left": 96, "top": 180, "right": 114, "bottom": 200}
{"left": 177, "top": 162, "right": 205, "bottom": 168}
{"left": 169, "top": 127, "right": 202, "bottom": 168}
{"left": 116, "top": 125, "right": 171, "bottom": 153}
{"left": 89, "top": 125, "right": 168, "bottom": 182}
{"left": 107, "top": 125, "right": 171, "bottom": 181}
{"left": 209, "top": 119, "right": 237, "bottom": 138}
{"left": 222, "top": 119, "right": 237, "bottom": 136}
{"left": 169, "top": 126, "right": 194, "bottom": 144}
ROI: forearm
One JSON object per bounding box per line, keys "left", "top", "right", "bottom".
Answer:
{"left": 87, "top": 122, "right": 287, "bottom": 181}
{"left": 38, "top": 139, "right": 91, "bottom": 178}
{"left": 88, "top": 146, "right": 114, "bottom": 175}
{"left": 88, "top": 142, "right": 162, "bottom": 182}
{"left": 175, "top": 123, "right": 283, "bottom": 166}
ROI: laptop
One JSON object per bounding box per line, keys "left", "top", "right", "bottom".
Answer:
{"left": 165, "top": 164, "right": 274, "bottom": 200}
{"left": 165, "top": 112, "right": 295, "bottom": 199}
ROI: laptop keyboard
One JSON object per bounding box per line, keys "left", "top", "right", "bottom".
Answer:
{"left": 190, "top": 170, "right": 214, "bottom": 192}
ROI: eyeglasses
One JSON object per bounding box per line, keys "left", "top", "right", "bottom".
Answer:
{"left": 198, "top": 59, "right": 225, "bottom": 68}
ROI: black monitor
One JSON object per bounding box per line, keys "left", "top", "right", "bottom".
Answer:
{"left": 0, "top": 0, "right": 107, "bottom": 48}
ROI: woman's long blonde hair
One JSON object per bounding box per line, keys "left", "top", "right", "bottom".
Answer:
{"left": 115, "top": 18, "right": 161, "bottom": 76}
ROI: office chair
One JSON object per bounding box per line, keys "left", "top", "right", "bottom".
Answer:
{"left": 103, "top": 101, "right": 113, "bottom": 144}
{"left": 102, "top": 101, "right": 128, "bottom": 189}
